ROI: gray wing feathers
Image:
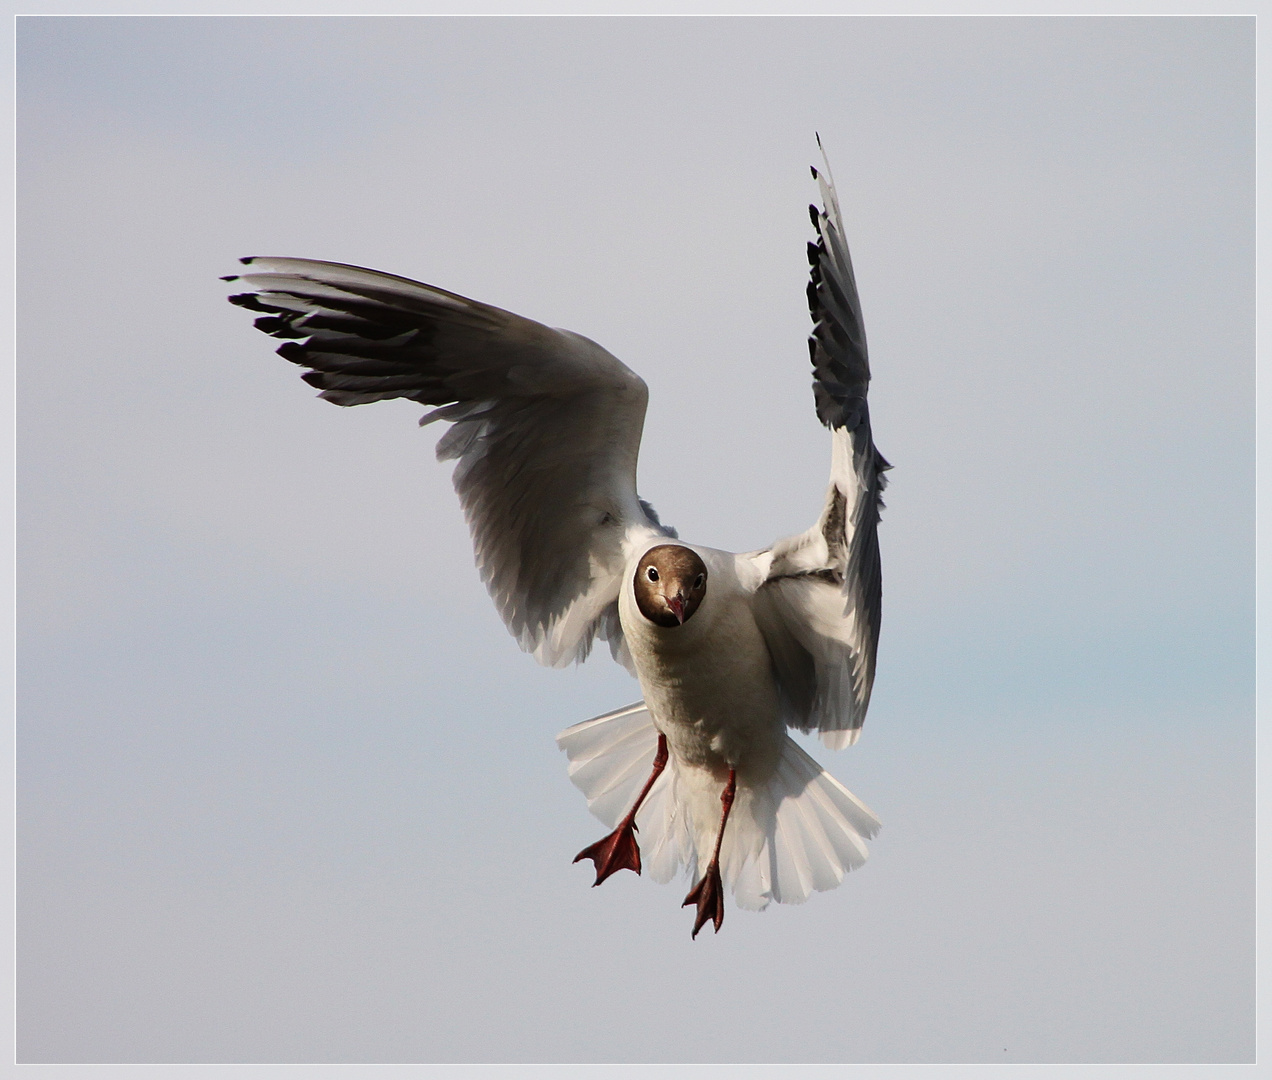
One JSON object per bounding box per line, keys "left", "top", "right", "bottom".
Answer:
{"left": 226, "top": 257, "right": 666, "bottom": 667}
{"left": 430, "top": 378, "right": 648, "bottom": 665}
{"left": 756, "top": 147, "right": 890, "bottom": 749}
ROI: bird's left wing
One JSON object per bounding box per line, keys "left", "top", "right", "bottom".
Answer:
{"left": 226, "top": 257, "right": 671, "bottom": 669}
{"left": 749, "top": 148, "right": 890, "bottom": 749}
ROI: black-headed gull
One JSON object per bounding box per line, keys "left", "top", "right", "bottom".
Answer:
{"left": 225, "top": 147, "right": 889, "bottom": 937}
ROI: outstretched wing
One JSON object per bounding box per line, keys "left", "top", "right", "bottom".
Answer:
{"left": 751, "top": 146, "right": 890, "bottom": 749}
{"left": 226, "top": 257, "right": 671, "bottom": 669}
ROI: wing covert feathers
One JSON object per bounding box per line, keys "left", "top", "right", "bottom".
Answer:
{"left": 757, "top": 144, "right": 890, "bottom": 748}
{"left": 226, "top": 257, "right": 671, "bottom": 668}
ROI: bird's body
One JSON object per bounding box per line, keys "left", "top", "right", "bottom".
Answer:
{"left": 621, "top": 544, "right": 781, "bottom": 774}
{"left": 226, "top": 144, "right": 889, "bottom": 935}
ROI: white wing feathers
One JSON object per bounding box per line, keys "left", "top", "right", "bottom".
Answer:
{"left": 225, "top": 257, "right": 671, "bottom": 668}
{"left": 752, "top": 145, "right": 890, "bottom": 749}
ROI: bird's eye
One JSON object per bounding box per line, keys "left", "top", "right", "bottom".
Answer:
{"left": 694, "top": 574, "right": 705, "bottom": 590}
{"left": 647, "top": 567, "right": 659, "bottom": 582}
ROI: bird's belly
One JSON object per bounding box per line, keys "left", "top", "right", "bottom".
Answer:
{"left": 632, "top": 624, "right": 784, "bottom": 779}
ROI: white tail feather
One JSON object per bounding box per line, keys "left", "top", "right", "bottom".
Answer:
{"left": 556, "top": 703, "right": 880, "bottom": 911}
{"left": 556, "top": 702, "right": 660, "bottom": 827}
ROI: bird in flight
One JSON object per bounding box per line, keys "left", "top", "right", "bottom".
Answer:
{"left": 225, "top": 143, "right": 889, "bottom": 937}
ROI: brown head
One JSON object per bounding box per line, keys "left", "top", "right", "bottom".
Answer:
{"left": 633, "top": 545, "right": 709, "bottom": 628}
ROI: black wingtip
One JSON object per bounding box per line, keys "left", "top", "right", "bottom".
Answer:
{"left": 220, "top": 275, "right": 239, "bottom": 282}
{"left": 809, "top": 203, "right": 820, "bottom": 228}
{"left": 239, "top": 256, "right": 255, "bottom": 265}
{"left": 810, "top": 165, "right": 818, "bottom": 180}
{"left": 277, "top": 341, "right": 309, "bottom": 365}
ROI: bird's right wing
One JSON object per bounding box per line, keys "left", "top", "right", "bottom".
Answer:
{"left": 226, "top": 257, "right": 672, "bottom": 669}
{"left": 750, "top": 146, "right": 890, "bottom": 749}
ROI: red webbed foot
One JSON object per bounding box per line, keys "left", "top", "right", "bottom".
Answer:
{"left": 573, "top": 821, "right": 641, "bottom": 886}
{"left": 682, "top": 766, "right": 736, "bottom": 938}
{"left": 572, "top": 733, "right": 668, "bottom": 888}
{"left": 682, "top": 860, "right": 725, "bottom": 937}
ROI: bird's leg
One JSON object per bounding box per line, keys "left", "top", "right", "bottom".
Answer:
{"left": 683, "top": 768, "right": 737, "bottom": 938}
{"left": 573, "top": 733, "right": 668, "bottom": 886}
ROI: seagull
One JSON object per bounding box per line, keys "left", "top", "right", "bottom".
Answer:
{"left": 225, "top": 144, "right": 889, "bottom": 937}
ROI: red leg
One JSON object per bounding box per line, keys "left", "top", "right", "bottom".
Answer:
{"left": 683, "top": 768, "right": 737, "bottom": 938}
{"left": 573, "top": 734, "right": 668, "bottom": 886}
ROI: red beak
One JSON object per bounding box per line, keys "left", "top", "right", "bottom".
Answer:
{"left": 668, "top": 595, "right": 686, "bottom": 624}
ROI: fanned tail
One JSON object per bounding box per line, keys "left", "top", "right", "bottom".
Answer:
{"left": 557, "top": 705, "right": 879, "bottom": 911}
{"left": 726, "top": 736, "right": 879, "bottom": 909}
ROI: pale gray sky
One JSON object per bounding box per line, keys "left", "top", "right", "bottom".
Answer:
{"left": 17, "top": 13, "right": 1253, "bottom": 1068}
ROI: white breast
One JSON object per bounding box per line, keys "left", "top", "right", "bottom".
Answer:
{"left": 618, "top": 546, "right": 784, "bottom": 778}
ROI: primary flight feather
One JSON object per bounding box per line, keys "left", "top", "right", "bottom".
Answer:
{"left": 226, "top": 145, "right": 889, "bottom": 937}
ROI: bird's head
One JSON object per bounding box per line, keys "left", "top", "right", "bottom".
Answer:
{"left": 633, "top": 545, "right": 708, "bottom": 628}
